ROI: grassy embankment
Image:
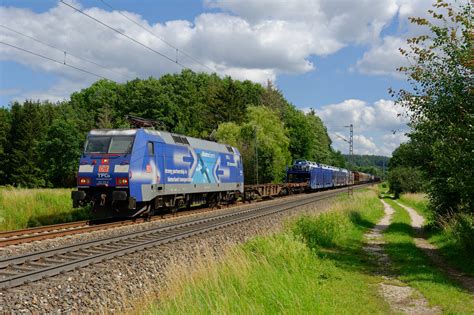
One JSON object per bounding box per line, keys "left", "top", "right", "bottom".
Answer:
{"left": 398, "top": 193, "right": 474, "bottom": 277}
{"left": 0, "top": 187, "right": 90, "bottom": 231}
{"left": 383, "top": 198, "right": 474, "bottom": 313}
{"left": 146, "top": 189, "right": 393, "bottom": 314}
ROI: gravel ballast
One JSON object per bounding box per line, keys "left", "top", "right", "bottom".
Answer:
{"left": 0, "top": 192, "right": 344, "bottom": 313}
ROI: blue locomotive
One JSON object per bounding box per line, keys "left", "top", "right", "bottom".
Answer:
{"left": 72, "top": 128, "right": 244, "bottom": 218}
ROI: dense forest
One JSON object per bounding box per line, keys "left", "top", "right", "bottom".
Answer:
{"left": 0, "top": 70, "right": 346, "bottom": 187}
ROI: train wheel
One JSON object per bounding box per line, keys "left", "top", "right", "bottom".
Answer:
{"left": 171, "top": 199, "right": 184, "bottom": 215}
{"left": 170, "top": 204, "right": 178, "bottom": 215}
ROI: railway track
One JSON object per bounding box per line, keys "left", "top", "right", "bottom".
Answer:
{"left": 0, "top": 204, "right": 241, "bottom": 247}
{"left": 0, "top": 186, "right": 361, "bottom": 289}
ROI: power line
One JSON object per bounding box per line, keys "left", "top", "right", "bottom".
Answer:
{"left": 98, "top": 0, "right": 216, "bottom": 73}
{"left": 0, "top": 24, "right": 131, "bottom": 81}
{"left": 60, "top": 0, "right": 187, "bottom": 71}
{"left": 0, "top": 41, "right": 114, "bottom": 81}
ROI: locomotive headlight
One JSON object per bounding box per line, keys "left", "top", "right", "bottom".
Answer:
{"left": 78, "top": 177, "right": 91, "bottom": 185}
{"left": 116, "top": 178, "right": 129, "bottom": 186}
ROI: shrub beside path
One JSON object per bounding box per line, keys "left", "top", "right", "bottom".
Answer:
{"left": 395, "top": 201, "right": 474, "bottom": 294}
{"left": 364, "top": 199, "right": 440, "bottom": 314}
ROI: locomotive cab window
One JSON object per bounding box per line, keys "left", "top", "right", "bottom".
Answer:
{"left": 147, "top": 142, "right": 154, "bottom": 155}
{"left": 109, "top": 136, "right": 134, "bottom": 154}
{"left": 84, "top": 136, "right": 109, "bottom": 153}
{"left": 85, "top": 136, "right": 134, "bottom": 154}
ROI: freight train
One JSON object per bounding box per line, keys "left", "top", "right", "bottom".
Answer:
{"left": 72, "top": 128, "right": 376, "bottom": 218}
{"left": 286, "top": 159, "right": 375, "bottom": 187}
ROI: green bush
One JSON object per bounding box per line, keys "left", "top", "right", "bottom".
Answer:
{"left": 440, "top": 213, "right": 474, "bottom": 252}
{"left": 387, "top": 166, "right": 425, "bottom": 198}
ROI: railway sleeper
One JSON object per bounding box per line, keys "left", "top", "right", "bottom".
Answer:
{"left": 64, "top": 251, "right": 94, "bottom": 258}
{"left": 9, "top": 265, "right": 38, "bottom": 272}
{"left": 80, "top": 249, "right": 106, "bottom": 255}
{"left": 0, "top": 269, "right": 20, "bottom": 276}
{"left": 24, "top": 261, "right": 52, "bottom": 268}
{"left": 41, "top": 257, "right": 68, "bottom": 264}
{"left": 117, "top": 239, "right": 143, "bottom": 246}
{"left": 93, "top": 245, "right": 122, "bottom": 251}
{"left": 55, "top": 254, "right": 87, "bottom": 261}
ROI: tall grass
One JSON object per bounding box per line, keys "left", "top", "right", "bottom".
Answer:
{"left": 432, "top": 212, "right": 474, "bottom": 276}
{"left": 292, "top": 190, "right": 384, "bottom": 251}
{"left": 0, "top": 187, "right": 90, "bottom": 231}
{"left": 146, "top": 189, "right": 391, "bottom": 314}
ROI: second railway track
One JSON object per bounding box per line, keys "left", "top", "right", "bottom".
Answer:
{"left": 0, "top": 204, "right": 243, "bottom": 247}
{"left": 0, "top": 186, "right": 362, "bottom": 290}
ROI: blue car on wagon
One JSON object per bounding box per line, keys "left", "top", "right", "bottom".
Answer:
{"left": 286, "top": 161, "right": 350, "bottom": 190}
{"left": 72, "top": 129, "right": 244, "bottom": 218}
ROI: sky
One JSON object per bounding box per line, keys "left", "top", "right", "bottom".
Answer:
{"left": 0, "top": 0, "right": 437, "bottom": 156}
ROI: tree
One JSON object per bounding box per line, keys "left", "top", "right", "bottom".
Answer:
{"left": 40, "top": 116, "right": 84, "bottom": 187}
{"left": 216, "top": 106, "right": 291, "bottom": 184}
{"left": 330, "top": 151, "right": 347, "bottom": 169}
{"left": 394, "top": 0, "right": 473, "bottom": 214}
{"left": 6, "top": 101, "right": 50, "bottom": 187}
{"left": 0, "top": 108, "right": 11, "bottom": 185}
{"left": 389, "top": 141, "right": 428, "bottom": 170}
{"left": 388, "top": 166, "right": 425, "bottom": 198}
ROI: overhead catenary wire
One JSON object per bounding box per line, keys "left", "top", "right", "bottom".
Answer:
{"left": 0, "top": 24, "right": 131, "bottom": 81}
{"left": 98, "top": 0, "right": 216, "bottom": 74}
{"left": 60, "top": 0, "right": 188, "bottom": 71}
{"left": 0, "top": 41, "right": 114, "bottom": 81}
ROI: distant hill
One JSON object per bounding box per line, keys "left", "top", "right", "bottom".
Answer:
{"left": 343, "top": 154, "right": 390, "bottom": 177}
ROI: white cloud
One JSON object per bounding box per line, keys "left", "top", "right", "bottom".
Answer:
{"left": 317, "top": 99, "right": 376, "bottom": 132}
{"left": 355, "top": 36, "right": 408, "bottom": 78}
{"left": 11, "top": 78, "right": 90, "bottom": 103}
{"left": 317, "top": 98, "right": 410, "bottom": 156}
{"left": 377, "top": 132, "right": 409, "bottom": 156}
{"left": 0, "top": 0, "right": 433, "bottom": 101}
{"left": 206, "top": 0, "right": 399, "bottom": 44}
{"left": 353, "top": 0, "right": 452, "bottom": 78}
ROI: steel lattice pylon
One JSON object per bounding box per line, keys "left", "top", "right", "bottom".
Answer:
{"left": 345, "top": 124, "right": 354, "bottom": 196}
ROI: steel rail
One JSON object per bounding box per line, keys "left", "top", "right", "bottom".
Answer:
{"left": 0, "top": 202, "right": 240, "bottom": 247}
{"left": 0, "top": 221, "right": 89, "bottom": 238}
{"left": 1, "top": 183, "right": 371, "bottom": 247}
{"left": 0, "top": 219, "right": 147, "bottom": 247}
{"left": 0, "top": 186, "right": 364, "bottom": 290}
{"left": 0, "top": 188, "right": 340, "bottom": 268}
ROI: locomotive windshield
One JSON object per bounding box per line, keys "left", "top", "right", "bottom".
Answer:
{"left": 84, "top": 136, "right": 134, "bottom": 154}
{"left": 294, "top": 159, "right": 307, "bottom": 165}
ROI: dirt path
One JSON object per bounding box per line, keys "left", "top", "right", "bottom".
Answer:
{"left": 395, "top": 201, "right": 474, "bottom": 294}
{"left": 363, "top": 200, "right": 440, "bottom": 314}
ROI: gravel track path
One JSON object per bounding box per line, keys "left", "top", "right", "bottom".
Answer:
{"left": 0, "top": 193, "right": 339, "bottom": 313}
{"left": 365, "top": 200, "right": 440, "bottom": 315}
{"left": 395, "top": 201, "right": 474, "bottom": 294}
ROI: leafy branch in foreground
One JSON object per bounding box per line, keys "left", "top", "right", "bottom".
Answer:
{"left": 392, "top": 0, "right": 473, "bottom": 215}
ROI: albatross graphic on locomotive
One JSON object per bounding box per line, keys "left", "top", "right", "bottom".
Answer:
{"left": 71, "top": 128, "right": 244, "bottom": 218}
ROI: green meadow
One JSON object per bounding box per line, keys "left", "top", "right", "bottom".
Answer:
{"left": 0, "top": 187, "right": 90, "bottom": 231}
